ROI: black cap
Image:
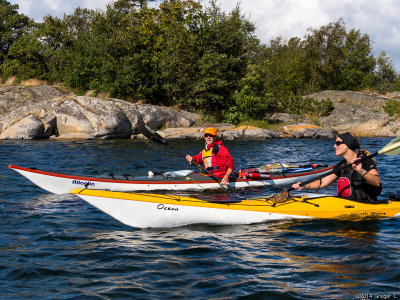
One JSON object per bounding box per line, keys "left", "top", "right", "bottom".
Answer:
{"left": 338, "top": 132, "right": 360, "bottom": 151}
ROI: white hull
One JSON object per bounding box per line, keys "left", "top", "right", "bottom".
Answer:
{"left": 77, "top": 193, "right": 310, "bottom": 228}
{"left": 71, "top": 190, "right": 400, "bottom": 228}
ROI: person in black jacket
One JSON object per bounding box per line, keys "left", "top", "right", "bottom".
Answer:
{"left": 292, "top": 132, "right": 382, "bottom": 201}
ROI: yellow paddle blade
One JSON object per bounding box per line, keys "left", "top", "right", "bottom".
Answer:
{"left": 378, "top": 135, "right": 400, "bottom": 155}
{"left": 259, "top": 163, "right": 288, "bottom": 169}
{"left": 259, "top": 163, "right": 306, "bottom": 169}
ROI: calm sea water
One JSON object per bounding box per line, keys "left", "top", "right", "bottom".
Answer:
{"left": 1, "top": 138, "right": 400, "bottom": 299}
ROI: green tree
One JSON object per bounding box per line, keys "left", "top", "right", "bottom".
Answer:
{"left": 38, "top": 16, "right": 73, "bottom": 82}
{"left": 339, "top": 29, "right": 375, "bottom": 90}
{"left": 230, "top": 63, "right": 276, "bottom": 122}
{"left": 375, "top": 51, "right": 398, "bottom": 92}
{"left": 264, "top": 37, "right": 309, "bottom": 99}
{"left": 1, "top": 27, "right": 47, "bottom": 80}
{"left": 0, "top": 0, "right": 31, "bottom": 73}
{"left": 194, "top": 2, "right": 256, "bottom": 119}
{"left": 62, "top": 1, "right": 166, "bottom": 100}
{"left": 159, "top": 1, "right": 256, "bottom": 120}
{"left": 157, "top": 0, "right": 204, "bottom": 106}
{"left": 304, "top": 19, "right": 346, "bottom": 90}
{"left": 0, "top": 0, "right": 33, "bottom": 79}
{"left": 60, "top": 8, "right": 102, "bottom": 91}
{"left": 2, "top": 0, "right": 398, "bottom": 123}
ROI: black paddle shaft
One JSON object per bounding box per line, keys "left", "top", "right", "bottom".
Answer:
{"left": 136, "top": 113, "right": 235, "bottom": 192}
{"left": 163, "top": 143, "right": 223, "bottom": 183}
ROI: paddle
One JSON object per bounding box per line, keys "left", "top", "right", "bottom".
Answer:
{"left": 272, "top": 135, "right": 400, "bottom": 203}
{"left": 135, "top": 112, "right": 235, "bottom": 192}
{"left": 259, "top": 163, "right": 328, "bottom": 170}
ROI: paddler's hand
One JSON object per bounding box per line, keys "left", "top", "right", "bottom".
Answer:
{"left": 292, "top": 182, "right": 302, "bottom": 190}
{"left": 220, "top": 174, "right": 229, "bottom": 186}
{"left": 351, "top": 157, "right": 363, "bottom": 173}
{"left": 186, "top": 155, "right": 193, "bottom": 165}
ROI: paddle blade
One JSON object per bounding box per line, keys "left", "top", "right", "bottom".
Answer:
{"left": 136, "top": 113, "right": 166, "bottom": 145}
{"left": 378, "top": 135, "right": 400, "bottom": 156}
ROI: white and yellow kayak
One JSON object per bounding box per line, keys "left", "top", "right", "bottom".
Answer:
{"left": 71, "top": 189, "right": 400, "bottom": 228}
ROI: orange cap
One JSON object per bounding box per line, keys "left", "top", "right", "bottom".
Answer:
{"left": 204, "top": 127, "right": 217, "bottom": 136}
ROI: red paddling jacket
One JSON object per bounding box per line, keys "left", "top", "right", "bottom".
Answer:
{"left": 192, "top": 140, "right": 234, "bottom": 178}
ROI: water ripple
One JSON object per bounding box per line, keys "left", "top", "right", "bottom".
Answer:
{"left": 1, "top": 139, "right": 400, "bottom": 298}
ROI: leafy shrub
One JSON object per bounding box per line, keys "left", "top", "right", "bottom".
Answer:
{"left": 314, "top": 97, "right": 335, "bottom": 117}
{"left": 279, "top": 95, "right": 334, "bottom": 118}
{"left": 237, "top": 119, "right": 291, "bottom": 130}
{"left": 383, "top": 99, "right": 400, "bottom": 117}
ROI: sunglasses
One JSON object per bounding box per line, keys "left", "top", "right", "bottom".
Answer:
{"left": 335, "top": 141, "right": 345, "bottom": 146}
{"left": 204, "top": 134, "right": 215, "bottom": 138}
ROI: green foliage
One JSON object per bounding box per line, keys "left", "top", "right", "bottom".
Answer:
{"left": 228, "top": 63, "right": 277, "bottom": 123}
{"left": 237, "top": 119, "right": 291, "bottom": 130}
{"left": 264, "top": 37, "right": 309, "bottom": 98}
{"left": 304, "top": 19, "right": 347, "bottom": 90}
{"left": 383, "top": 100, "right": 400, "bottom": 118}
{"left": 158, "top": 0, "right": 211, "bottom": 107}
{"left": 158, "top": 0, "right": 255, "bottom": 120}
{"left": 1, "top": 15, "right": 69, "bottom": 81}
{"left": 339, "top": 29, "right": 375, "bottom": 90}
{"left": 313, "top": 97, "right": 335, "bottom": 117}
{"left": 1, "top": 29, "right": 48, "bottom": 80}
{"left": 0, "top": 0, "right": 398, "bottom": 123}
{"left": 374, "top": 51, "right": 398, "bottom": 93}
{"left": 0, "top": 0, "right": 31, "bottom": 65}
{"left": 278, "top": 95, "right": 334, "bottom": 118}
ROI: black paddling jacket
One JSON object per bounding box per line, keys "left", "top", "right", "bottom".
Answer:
{"left": 333, "top": 157, "right": 382, "bottom": 202}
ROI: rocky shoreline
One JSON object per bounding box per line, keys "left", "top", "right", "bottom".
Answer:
{"left": 1, "top": 85, "right": 399, "bottom": 140}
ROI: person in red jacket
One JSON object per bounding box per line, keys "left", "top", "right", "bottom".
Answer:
{"left": 186, "top": 127, "right": 234, "bottom": 186}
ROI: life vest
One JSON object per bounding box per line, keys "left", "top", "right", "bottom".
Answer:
{"left": 337, "top": 168, "right": 381, "bottom": 201}
{"left": 192, "top": 141, "right": 234, "bottom": 178}
{"left": 201, "top": 145, "right": 220, "bottom": 172}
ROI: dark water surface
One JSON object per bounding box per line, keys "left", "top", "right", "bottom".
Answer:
{"left": 1, "top": 138, "right": 400, "bottom": 299}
